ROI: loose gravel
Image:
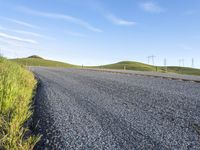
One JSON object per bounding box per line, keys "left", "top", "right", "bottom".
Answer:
{"left": 31, "top": 67, "right": 200, "bottom": 150}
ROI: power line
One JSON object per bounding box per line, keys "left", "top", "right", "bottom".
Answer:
{"left": 147, "top": 55, "right": 156, "bottom": 66}
{"left": 179, "top": 59, "right": 184, "bottom": 67}
{"left": 192, "top": 58, "right": 194, "bottom": 68}
{"left": 147, "top": 56, "right": 151, "bottom": 64}
{"left": 164, "top": 58, "right": 167, "bottom": 72}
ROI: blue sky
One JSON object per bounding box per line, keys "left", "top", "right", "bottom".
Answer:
{"left": 0, "top": 0, "right": 200, "bottom": 67}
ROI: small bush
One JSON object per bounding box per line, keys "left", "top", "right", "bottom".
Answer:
{"left": 0, "top": 57, "right": 40, "bottom": 150}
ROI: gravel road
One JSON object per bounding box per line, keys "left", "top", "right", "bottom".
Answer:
{"left": 31, "top": 67, "right": 200, "bottom": 150}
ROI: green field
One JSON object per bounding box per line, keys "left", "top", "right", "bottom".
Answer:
{"left": 162, "top": 66, "right": 200, "bottom": 76}
{"left": 12, "top": 56, "right": 200, "bottom": 76}
{"left": 100, "top": 61, "right": 200, "bottom": 76}
{"left": 0, "top": 57, "right": 40, "bottom": 149}
{"left": 100, "top": 61, "right": 157, "bottom": 71}
{"left": 11, "top": 55, "right": 77, "bottom": 68}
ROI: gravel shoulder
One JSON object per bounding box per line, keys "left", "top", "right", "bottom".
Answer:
{"left": 31, "top": 67, "right": 200, "bottom": 150}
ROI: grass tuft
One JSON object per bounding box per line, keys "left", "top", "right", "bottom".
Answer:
{"left": 0, "top": 57, "right": 40, "bottom": 150}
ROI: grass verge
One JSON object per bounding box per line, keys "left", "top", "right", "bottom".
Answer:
{"left": 0, "top": 57, "right": 40, "bottom": 149}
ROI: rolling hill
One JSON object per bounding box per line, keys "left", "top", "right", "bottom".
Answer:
{"left": 100, "top": 61, "right": 200, "bottom": 76}
{"left": 100, "top": 61, "right": 157, "bottom": 71}
{"left": 11, "top": 56, "right": 77, "bottom": 68}
{"left": 11, "top": 56, "right": 200, "bottom": 76}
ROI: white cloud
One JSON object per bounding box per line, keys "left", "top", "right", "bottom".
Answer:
{"left": 0, "top": 25, "right": 54, "bottom": 40}
{"left": 13, "top": 30, "right": 43, "bottom": 37}
{"left": 11, "top": 30, "right": 54, "bottom": 40}
{"left": 79, "top": 1, "right": 137, "bottom": 27}
{"left": 3, "top": 17, "right": 39, "bottom": 29}
{"left": 0, "top": 38, "right": 24, "bottom": 47}
{"left": 106, "top": 14, "right": 136, "bottom": 26}
{"left": 18, "top": 6, "right": 102, "bottom": 33}
{"left": 0, "top": 32, "right": 38, "bottom": 44}
{"left": 140, "top": 2, "right": 164, "bottom": 13}
{"left": 65, "top": 31, "right": 86, "bottom": 37}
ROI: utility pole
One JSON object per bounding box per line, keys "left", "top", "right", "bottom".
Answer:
{"left": 164, "top": 58, "right": 167, "bottom": 72}
{"left": 147, "top": 56, "right": 151, "bottom": 64}
{"left": 192, "top": 58, "right": 194, "bottom": 68}
{"left": 147, "top": 55, "right": 156, "bottom": 66}
{"left": 152, "top": 55, "right": 155, "bottom": 66}
{"left": 179, "top": 59, "right": 184, "bottom": 67}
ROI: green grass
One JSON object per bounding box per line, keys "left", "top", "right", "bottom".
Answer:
{"left": 162, "top": 66, "right": 200, "bottom": 76}
{"left": 0, "top": 57, "right": 40, "bottom": 150}
{"left": 11, "top": 56, "right": 200, "bottom": 76}
{"left": 98, "top": 61, "right": 200, "bottom": 76}
{"left": 11, "top": 57, "right": 77, "bottom": 68}
{"left": 100, "top": 61, "right": 158, "bottom": 71}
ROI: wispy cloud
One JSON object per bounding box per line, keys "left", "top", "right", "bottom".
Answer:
{"left": 140, "top": 2, "right": 164, "bottom": 13}
{"left": 0, "top": 25, "right": 53, "bottom": 40}
{"left": 79, "top": 1, "right": 137, "bottom": 27}
{"left": 3, "top": 17, "right": 40, "bottom": 29}
{"left": 0, "top": 38, "right": 24, "bottom": 47}
{"left": 11, "top": 30, "right": 54, "bottom": 40}
{"left": 13, "top": 30, "right": 43, "bottom": 37}
{"left": 0, "top": 32, "right": 38, "bottom": 44}
{"left": 106, "top": 14, "right": 136, "bottom": 26}
{"left": 18, "top": 6, "right": 102, "bottom": 33}
{"left": 65, "top": 31, "right": 86, "bottom": 37}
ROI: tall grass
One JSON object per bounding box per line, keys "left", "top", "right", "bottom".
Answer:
{"left": 0, "top": 57, "right": 40, "bottom": 149}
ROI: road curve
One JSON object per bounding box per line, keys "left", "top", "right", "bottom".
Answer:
{"left": 31, "top": 67, "right": 200, "bottom": 150}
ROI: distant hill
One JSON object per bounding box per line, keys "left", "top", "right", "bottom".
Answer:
{"left": 11, "top": 56, "right": 77, "bottom": 68}
{"left": 100, "top": 61, "right": 156, "bottom": 71}
{"left": 11, "top": 56, "right": 200, "bottom": 76}
{"left": 28, "top": 55, "right": 44, "bottom": 59}
{"left": 99, "top": 61, "right": 200, "bottom": 76}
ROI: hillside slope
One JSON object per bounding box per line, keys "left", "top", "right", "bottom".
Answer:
{"left": 100, "top": 61, "right": 158, "bottom": 71}
{"left": 11, "top": 57, "right": 200, "bottom": 76}
{"left": 11, "top": 57, "right": 77, "bottom": 68}
{"left": 164, "top": 66, "right": 200, "bottom": 76}
{"left": 99, "top": 61, "right": 200, "bottom": 76}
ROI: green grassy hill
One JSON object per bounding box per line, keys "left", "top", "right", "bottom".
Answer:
{"left": 11, "top": 56, "right": 77, "bottom": 68}
{"left": 11, "top": 56, "right": 200, "bottom": 76}
{"left": 99, "top": 61, "right": 200, "bottom": 76}
{"left": 100, "top": 61, "right": 157, "bottom": 71}
{"left": 163, "top": 66, "right": 200, "bottom": 76}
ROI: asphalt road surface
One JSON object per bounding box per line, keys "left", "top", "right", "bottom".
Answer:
{"left": 31, "top": 67, "right": 200, "bottom": 150}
